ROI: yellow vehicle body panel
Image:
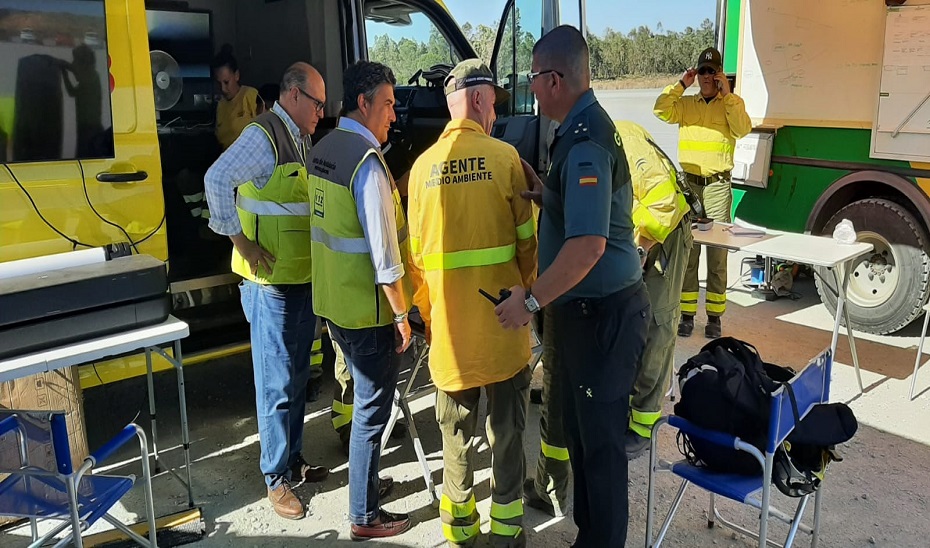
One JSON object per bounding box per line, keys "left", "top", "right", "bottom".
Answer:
{"left": 0, "top": 0, "right": 170, "bottom": 388}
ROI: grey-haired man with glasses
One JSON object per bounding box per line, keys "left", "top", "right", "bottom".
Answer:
{"left": 204, "top": 61, "right": 330, "bottom": 520}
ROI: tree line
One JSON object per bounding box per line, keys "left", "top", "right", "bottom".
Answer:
{"left": 368, "top": 19, "right": 716, "bottom": 85}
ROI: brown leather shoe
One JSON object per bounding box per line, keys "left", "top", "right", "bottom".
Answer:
{"left": 350, "top": 509, "right": 411, "bottom": 540}
{"left": 291, "top": 454, "right": 329, "bottom": 483}
{"left": 268, "top": 481, "right": 305, "bottom": 520}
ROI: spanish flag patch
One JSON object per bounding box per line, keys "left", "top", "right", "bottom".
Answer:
{"left": 579, "top": 175, "right": 598, "bottom": 186}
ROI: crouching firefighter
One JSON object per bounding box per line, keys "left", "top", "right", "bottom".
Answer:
{"left": 617, "top": 121, "right": 694, "bottom": 458}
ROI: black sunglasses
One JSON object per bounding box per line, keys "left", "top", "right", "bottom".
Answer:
{"left": 697, "top": 67, "right": 718, "bottom": 76}
{"left": 527, "top": 69, "right": 564, "bottom": 84}
{"left": 297, "top": 87, "right": 325, "bottom": 113}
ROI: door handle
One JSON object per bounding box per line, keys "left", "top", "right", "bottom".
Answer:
{"left": 96, "top": 171, "right": 148, "bottom": 183}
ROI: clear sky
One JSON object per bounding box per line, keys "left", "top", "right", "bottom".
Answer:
{"left": 444, "top": 0, "right": 718, "bottom": 36}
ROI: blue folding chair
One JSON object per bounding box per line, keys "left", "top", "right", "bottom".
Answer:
{"left": 646, "top": 348, "right": 832, "bottom": 548}
{"left": 0, "top": 410, "right": 156, "bottom": 548}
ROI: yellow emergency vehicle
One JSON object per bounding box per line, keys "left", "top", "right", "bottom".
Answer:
{"left": 0, "top": 0, "right": 559, "bottom": 388}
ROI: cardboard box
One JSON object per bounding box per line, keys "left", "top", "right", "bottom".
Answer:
{"left": 0, "top": 366, "right": 89, "bottom": 525}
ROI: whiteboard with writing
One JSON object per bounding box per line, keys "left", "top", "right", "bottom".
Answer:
{"left": 737, "top": 0, "right": 884, "bottom": 128}
{"left": 871, "top": 5, "right": 930, "bottom": 161}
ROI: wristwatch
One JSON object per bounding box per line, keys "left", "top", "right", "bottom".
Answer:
{"left": 524, "top": 287, "right": 541, "bottom": 314}
{"left": 393, "top": 311, "right": 408, "bottom": 324}
{"left": 637, "top": 246, "right": 647, "bottom": 259}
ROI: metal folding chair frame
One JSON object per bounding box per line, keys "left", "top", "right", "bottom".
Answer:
{"left": 0, "top": 412, "right": 157, "bottom": 548}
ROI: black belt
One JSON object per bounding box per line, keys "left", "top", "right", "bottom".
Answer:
{"left": 686, "top": 171, "right": 731, "bottom": 186}
{"left": 556, "top": 281, "right": 644, "bottom": 318}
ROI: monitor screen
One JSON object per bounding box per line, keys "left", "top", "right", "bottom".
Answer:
{"left": 145, "top": 9, "right": 213, "bottom": 120}
{"left": 0, "top": 0, "right": 114, "bottom": 164}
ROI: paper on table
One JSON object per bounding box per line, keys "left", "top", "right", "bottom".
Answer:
{"left": 725, "top": 225, "right": 766, "bottom": 237}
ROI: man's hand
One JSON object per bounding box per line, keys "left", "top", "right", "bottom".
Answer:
{"left": 714, "top": 72, "right": 731, "bottom": 97}
{"left": 495, "top": 285, "right": 532, "bottom": 330}
{"left": 231, "top": 234, "right": 275, "bottom": 276}
{"left": 681, "top": 68, "right": 697, "bottom": 88}
{"left": 394, "top": 318, "right": 412, "bottom": 353}
{"left": 639, "top": 236, "right": 657, "bottom": 264}
{"left": 519, "top": 159, "right": 543, "bottom": 207}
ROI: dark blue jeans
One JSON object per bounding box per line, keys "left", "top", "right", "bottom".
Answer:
{"left": 326, "top": 322, "right": 398, "bottom": 525}
{"left": 240, "top": 280, "right": 315, "bottom": 488}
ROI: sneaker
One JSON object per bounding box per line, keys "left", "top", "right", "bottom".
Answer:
{"left": 522, "top": 478, "right": 567, "bottom": 518}
{"left": 624, "top": 430, "right": 650, "bottom": 461}
{"left": 350, "top": 508, "right": 411, "bottom": 540}
{"left": 705, "top": 316, "right": 722, "bottom": 339}
{"left": 267, "top": 481, "right": 305, "bottom": 520}
{"left": 678, "top": 315, "right": 694, "bottom": 337}
{"left": 291, "top": 454, "right": 329, "bottom": 484}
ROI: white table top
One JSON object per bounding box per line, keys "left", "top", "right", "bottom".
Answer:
{"left": 741, "top": 233, "right": 873, "bottom": 268}
{"left": 0, "top": 316, "right": 189, "bottom": 384}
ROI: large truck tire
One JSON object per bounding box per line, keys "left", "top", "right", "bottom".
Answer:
{"left": 815, "top": 198, "right": 930, "bottom": 335}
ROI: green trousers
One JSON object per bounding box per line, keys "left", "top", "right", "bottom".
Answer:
{"left": 330, "top": 339, "right": 354, "bottom": 442}
{"left": 310, "top": 319, "right": 324, "bottom": 382}
{"left": 437, "top": 367, "right": 531, "bottom": 547}
{"left": 681, "top": 175, "right": 732, "bottom": 317}
{"left": 630, "top": 222, "right": 693, "bottom": 438}
{"left": 530, "top": 307, "right": 571, "bottom": 513}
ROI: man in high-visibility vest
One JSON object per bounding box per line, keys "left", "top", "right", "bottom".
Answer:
{"left": 654, "top": 47, "right": 751, "bottom": 339}
{"left": 616, "top": 121, "right": 693, "bottom": 458}
{"left": 203, "top": 62, "right": 329, "bottom": 520}
{"left": 407, "top": 59, "right": 538, "bottom": 548}
{"left": 308, "top": 60, "right": 412, "bottom": 541}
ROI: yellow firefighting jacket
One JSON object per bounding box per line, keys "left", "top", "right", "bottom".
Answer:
{"left": 407, "top": 119, "right": 538, "bottom": 392}
{"left": 616, "top": 121, "right": 689, "bottom": 244}
{"left": 653, "top": 82, "right": 752, "bottom": 177}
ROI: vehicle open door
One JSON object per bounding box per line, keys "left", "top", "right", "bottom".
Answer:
{"left": 353, "top": 0, "right": 477, "bottom": 195}
{"left": 489, "top": 0, "right": 544, "bottom": 169}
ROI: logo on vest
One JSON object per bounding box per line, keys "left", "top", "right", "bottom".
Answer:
{"left": 314, "top": 188, "right": 324, "bottom": 218}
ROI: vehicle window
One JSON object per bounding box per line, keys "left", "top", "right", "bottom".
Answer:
{"left": 0, "top": 0, "right": 114, "bottom": 163}
{"left": 365, "top": 1, "right": 460, "bottom": 85}
{"left": 494, "top": 0, "right": 540, "bottom": 116}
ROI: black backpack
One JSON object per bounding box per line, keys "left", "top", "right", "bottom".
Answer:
{"left": 674, "top": 337, "right": 796, "bottom": 475}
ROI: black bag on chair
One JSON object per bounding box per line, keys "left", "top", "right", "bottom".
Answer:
{"left": 674, "top": 337, "right": 795, "bottom": 475}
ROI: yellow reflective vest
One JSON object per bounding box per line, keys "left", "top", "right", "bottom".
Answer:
{"left": 308, "top": 128, "right": 412, "bottom": 329}
{"left": 407, "top": 119, "right": 538, "bottom": 392}
{"left": 615, "top": 121, "right": 689, "bottom": 244}
{"left": 231, "top": 111, "right": 312, "bottom": 284}
{"left": 653, "top": 82, "right": 752, "bottom": 176}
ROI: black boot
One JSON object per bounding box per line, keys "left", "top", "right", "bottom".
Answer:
{"left": 705, "top": 316, "right": 722, "bottom": 339}
{"left": 677, "top": 315, "right": 694, "bottom": 337}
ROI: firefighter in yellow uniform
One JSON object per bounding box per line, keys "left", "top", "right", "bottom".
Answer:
{"left": 407, "top": 60, "right": 538, "bottom": 548}
{"left": 615, "top": 121, "right": 693, "bottom": 458}
{"left": 654, "top": 47, "right": 751, "bottom": 338}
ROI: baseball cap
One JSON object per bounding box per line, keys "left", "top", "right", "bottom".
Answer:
{"left": 443, "top": 59, "right": 511, "bottom": 106}
{"left": 696, "top": 47, "right": 723, "bottom": 72}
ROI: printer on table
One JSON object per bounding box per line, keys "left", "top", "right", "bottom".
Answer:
{"left": 0, "top": 251, "right": 170, "bottom": 359}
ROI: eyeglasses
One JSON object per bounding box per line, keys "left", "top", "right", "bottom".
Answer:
{"left": 697, "top": 67, "right": 717, "bottom": 76}
{"left": 297, "top": 87, "right": 325, "bottom": 114}
{"left": 527, "top": 69, "right": 564, "bottom": 84}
